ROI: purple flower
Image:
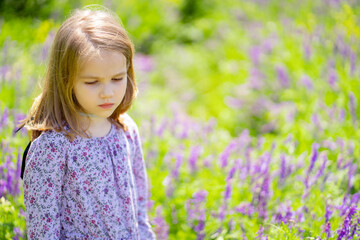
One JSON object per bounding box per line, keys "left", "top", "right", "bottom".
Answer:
{"left": 6, "top": 169, "right": 13, "bottom": 196}
{"left": 348, "top": 164, "right": 357, "bottom": 190}
{"left": 348, "top": 92, "right": 357, "bottom": 125}
{"left": 224, "top": 181, "right": 232, "bottom": 200}
{"left": 328, "top": 68, "right": 337, "bottom": 89}
{"left": 325, "top": 204, "right": 332, "bottom": 223}
{"left": 350, "top": 50, "right": 356, "bottom": 76}
{"left": 276, "top": 65, "right": 290, "bottom": 88}
{"left": 324, "top": 222, "right": 331, "bottom": 239}
{"left": 262, "top": 38, "right": 274, "bottom": 54}
{"left": 308, "top": 143, "right": 320, "bottom": 174}
{"left": 257, "top": 173, "right": 270, "bottom": 219}
{"left": 227, "top": 162, "right": 238, "bottom": 181}
{"left": 156, "top": 117, "right": 168, "bottom": 137}
{"left": 300, "top": 74, "right": 313, "bottom": 90}
{"left": 0, "top": 64, "right": 11, "bottom": 81}
{"left": 133, "top": 54, "right": 155, "bottom": 72}
{"left": 194, "top": 220, "right": 205, "bottom": 240}
{"left": 338, "top": 108, "right": 346, "bottom": 122}
{"left": 295, "top": 207, "right": 305, "bottom": 223}
{"left": 280, "top": 154, "right": 287, "bottom": 181}
{"left": 203, "top": 117, "right": 216, "bottom": 135}
{"left": 13, "top": 227, "right": 23, "bottom": 240}
{"left": 249, "top": 67, "right": 265, "bottom": 89}
{"left": 13, "top": 147, "right": 22, "bottom": 195}
{"left": 249, "top": 46, "right": 262, "bottom": 66}
{"left": 193, "top": 190, "right": 208, "bottom": 202}
{"left": 303, "top": 41, "right": 312, "bottom": 60}
{"left": 314, "top": 153, "right": 328, "bottom": 182}
{"left": 219, "top": 140, "right": 237, "bottom": 168}
{"left": 218, "top": 202, "right": 227, "bottom": 221}
{"left": 334, "top": 36, "right": 349, "bottom": 58}
{"left": 235, "top": 202, "right": 255, "bottom": 216}
{"left": 171, "top": 153, "right": 183, "bottom": 179}
{"left": 348, "top": 141, "right": 355, "bottom": 156}
{"left": 337, "top": 205, "right": 357, "bottom": 239}
{"left": 153, "top": 206, "right": 169, "bottom": 240}
{"left": 41, "top": 31, "right": 55, "bottom": 62}
{"left": 0, "top": 179, "right": 5, "bottom": 197}
{"left": 336, "top": 154, "right": 344, "bottom": 169}
{"left": 255, "top": 225, "right": 264, "bottom": 239}
{"left": 305, "top": 143, "right": 320, "bottom": 188}
{"left": 311, "top": 113, "right": 322, "bottom": 130}
{"left": 1, "top": 106, "right": 9, "bottom": 129}
{"left": 188, "top": 146, "right": 203, "bottom": 173}
{"left": 186, "top": 190, "right": 208, "bottom": 238}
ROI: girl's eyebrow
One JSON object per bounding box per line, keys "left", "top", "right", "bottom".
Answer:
{"left": 80, "top": 71, "right": 127, "bottom": 79}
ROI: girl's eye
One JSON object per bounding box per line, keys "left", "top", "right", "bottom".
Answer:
{"left": 85, "top": 81, "right": 97, "bottom": 85}
{"left": 85, "top": 77, "right": 124, "bottom": 85}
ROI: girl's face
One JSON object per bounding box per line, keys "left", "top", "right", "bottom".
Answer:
{"left": 73, "top": 50, "right": 128, "bottom": 120}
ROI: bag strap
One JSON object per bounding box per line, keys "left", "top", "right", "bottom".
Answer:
{"left": 21, "top": 141, "right": 32, "bottom": 180}
{"left": 14, "top": 126, "right": 32, "bottom": 180}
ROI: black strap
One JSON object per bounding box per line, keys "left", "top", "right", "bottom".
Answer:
{"left": 15, "top": 118, "right": 36, "bottom": 180}
{"left": 15, "top": 125, "right": 32, "bottom": 180}
{"left": 21, "top": 141, "right": 32, "bottom": 180}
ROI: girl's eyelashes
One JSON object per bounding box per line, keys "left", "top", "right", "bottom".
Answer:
{"left": 85, "top": 78, "right": 124, "bottom": 85}
{"left": 85, "top": 81, "right": 97, "bottom": 85}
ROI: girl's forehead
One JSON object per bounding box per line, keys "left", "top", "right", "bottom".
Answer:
{"left": 77, "top": 50, "right": 127, "bottom": 77}
{"left": 79, "top": 50, "right": 127, "bottom": 72}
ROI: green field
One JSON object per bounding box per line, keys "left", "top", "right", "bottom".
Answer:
{"left": 1, "top": 0, "right": 360, "bottom": 239}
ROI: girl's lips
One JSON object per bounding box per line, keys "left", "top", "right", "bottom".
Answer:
{"left": 99, "top": 104, "right": 114, "bottom": 109}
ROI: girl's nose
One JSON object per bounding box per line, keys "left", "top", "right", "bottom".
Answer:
{"left": 100, "top": 83, "right": 114, "bottom": 98}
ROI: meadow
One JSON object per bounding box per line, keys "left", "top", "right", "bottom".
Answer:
{"left": 0, "top": 0, "right": 360, "bottom": 239}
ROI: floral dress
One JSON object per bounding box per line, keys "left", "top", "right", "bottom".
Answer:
{"left": 23, "top": 114, "right": 156, "bottom": 240}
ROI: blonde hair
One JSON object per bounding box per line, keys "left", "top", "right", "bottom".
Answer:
{"left": 18, "top": 7, "right": 137, "bottom": 142}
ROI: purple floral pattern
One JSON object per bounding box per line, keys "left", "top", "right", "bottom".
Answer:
{"left": 23, "top": 114, "right": 156, "bottom": 239}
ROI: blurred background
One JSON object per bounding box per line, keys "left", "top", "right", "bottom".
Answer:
{"left": 1, "top": 0, "right": 360, "bottom": 239}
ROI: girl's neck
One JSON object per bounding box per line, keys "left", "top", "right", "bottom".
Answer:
{"left": 78, "top": 112, "right": 112, "bottom": 133}
{"left": 79, "top": 112, "right": 102, "bottom": 118}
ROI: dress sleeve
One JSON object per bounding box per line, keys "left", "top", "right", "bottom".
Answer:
{"left": 131, "top": 123, "right": 157, "bottom": 240}
{"left": 23, "top": 132, "right": 67, "bottom": 240}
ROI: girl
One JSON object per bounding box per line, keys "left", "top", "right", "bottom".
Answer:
{"left": 18, "top": 7, "right": 156, "bottom": 240}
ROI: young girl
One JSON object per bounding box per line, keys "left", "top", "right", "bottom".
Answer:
{"left": 18, "top": 7, "right": 156, "bottom": 239}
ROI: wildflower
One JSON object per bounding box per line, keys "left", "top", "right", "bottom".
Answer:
{"left": 186, "top": 190, "right": 208, "bottom": 239}
{"left": 153, "top": 206, "right": 169, "bottom": 240}
{"left": 171, "top": 153, "right": 183, "bottom": 179}
{"left": 276, "top": 65, "right": 290, "bottom": 88}
{"left": 337, "top": 205, "right": 357, "bottom": 239}
{"left": 248, "top": 67, "right": 265, "bottom": 89}
{"left": 350, "top": 51, "right": 356, "bottom": 76}
{"left": 325, "top": 204, "right": 332, "bottom": 223}
{"left": 133, "top": 54, "right": 155, "bottom": 72}
{"left": 300, "top": 74, "right": 313, "bottom": 90}
{"left": 305, "top": 143, "right": 320, "bottom": 188}
{"left": 348, "top": 92, "right": 357, "bottom": 125}
{"left": 280, "top": 154, "right": 287, "bottom": 182}
{"left": 324, "top": 222, "right": 331, "bottom": 239}
{"left": 188, "top": 146, "right": 203, "bottom": 173}
{"left": 328, "top": 68, "right": 337, "bottom": 89}
{"left": 249, "top": 46, "right": 262, "bottom": 66}
{"left": 219, "top": 140, "right": 237, "bottom": 168}
{"left": 0, "top": 106, "right": 9, "bottom": 129}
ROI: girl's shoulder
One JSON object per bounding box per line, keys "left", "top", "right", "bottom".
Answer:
{"left": 33, "top": 127, "right": 71, "bottom": 146}
{"left": 121, "top": 113, "right": 139, "bottom": 132}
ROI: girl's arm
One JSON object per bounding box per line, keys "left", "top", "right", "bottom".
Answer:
{"left": 23, "top": 132, "right": 67, "bottom": 240}
{"left": 131, "top": 122, "right": 157, "bottom": 240}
